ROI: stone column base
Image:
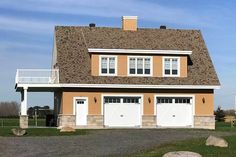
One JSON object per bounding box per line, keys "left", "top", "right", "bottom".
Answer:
{"left": 58, "top": 114, "right": 76, "bottom": 128}
{"left": 194, "top": 115, "right": 215, "bottom": 130}
{"left": 142, "top": 115, "right": 156, "bottom": 128}
{"left": 20, "top": 115, "right": 28, "bottom": 129}
{"left": 87, "top": 115, "right": 104, "bottom": 128}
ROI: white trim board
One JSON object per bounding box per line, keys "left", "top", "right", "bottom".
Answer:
{"left": 88, "top": 48, "right": 192, "bottom": 55}
{"left": 122, "top": 16, "right": 138, "bottom": 19}
{"left": 16, "top": 83, "right": 221, "bottom": 90}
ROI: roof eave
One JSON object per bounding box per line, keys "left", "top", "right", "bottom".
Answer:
{"left": 88, "top": 48, "right": 192, "bottom": 55}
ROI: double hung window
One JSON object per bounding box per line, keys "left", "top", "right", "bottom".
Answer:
{"left": 129, "top": 57, "right": 152, "bottom": 76}
{"left": 100, "top": 56, "right": 117, "bottom": 75}
{"left": 164, "top": 57, "right": 179, "bottom": 76}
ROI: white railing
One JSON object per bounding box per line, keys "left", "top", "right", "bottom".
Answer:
{"left": 15, "top": 69, "right": 59, "bottom": 84}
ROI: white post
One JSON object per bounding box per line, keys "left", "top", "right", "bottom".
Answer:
{"left": 21, "top": 87, "right": 28, "bottom": 115}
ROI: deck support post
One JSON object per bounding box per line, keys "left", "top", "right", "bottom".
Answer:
{"left": 20, "top": 87, "right": 28, "bottom": 128}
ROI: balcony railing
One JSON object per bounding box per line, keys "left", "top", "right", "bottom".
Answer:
{"left": 15, "top": 69, "right": 59, "bottom": 84}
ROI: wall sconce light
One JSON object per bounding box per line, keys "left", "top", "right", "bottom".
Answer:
{"left": 94, "top": 97, "right": 97, "bottom": 103}
{"left": 202, "top": 97, "right": 205, "bottom": 104}
{"left": 148, "top": 97, "right": 151, "bottom": 103}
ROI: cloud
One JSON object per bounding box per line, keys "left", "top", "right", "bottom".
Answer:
{"left": 0, "top": 0, "right": 212, "bottom": 27}
{"left": 0, "top": 42, "right": 52, "bottom": 105}
{"left": 0, "top": 15, "right": 54, "bottom": 34}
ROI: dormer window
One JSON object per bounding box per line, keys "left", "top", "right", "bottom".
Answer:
{"left": 100, "top": 55, "right": 117, "bottom": 76}
{"left": 163, "top": 57, "right": 180, "bottom": 77}
{"left": 128, "top": 56, "right": 152, "bottom": 76}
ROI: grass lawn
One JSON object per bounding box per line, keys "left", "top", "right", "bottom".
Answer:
{"left": 216, "top": 121, "right": 236, "bottom": 131}
{"left": 0, "top": 127, "right": 89, "bottom": 137}
{"left": 0, "top": 118, "right": 46, "bottom": 127}
{"left": 132, "top": 135, "right": 236, "bottom": 157}
{"left": 132, "top": 122, "right": 236, "bottom": 157}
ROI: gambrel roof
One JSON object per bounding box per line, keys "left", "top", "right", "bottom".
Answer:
{"left": 54, "top": 26, "right": 220, "bottom": 86}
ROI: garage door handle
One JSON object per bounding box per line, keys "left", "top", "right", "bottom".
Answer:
{"left": 172, "top": 115, "right": 175, "bottom": 117}
{"left": 120, "top": 115, "right": 124, "bottom": 117}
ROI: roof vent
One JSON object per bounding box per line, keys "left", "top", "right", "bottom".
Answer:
{"left": 160, "top": 25, "right": 166, "bottom": 29}
{"left": 89, "top": 23, "right": 96, "bottom": 27}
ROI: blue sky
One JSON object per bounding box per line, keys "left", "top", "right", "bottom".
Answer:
{"left": 0, "top": 0, "right": 236, "bottom": 109}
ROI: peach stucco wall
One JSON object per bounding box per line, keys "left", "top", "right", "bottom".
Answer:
{"left": 118, "top": 55, "right": 127, "bottom": 76}
{"left": 180, "top": 56, "right": 187, "bottom": 77}
{"left": 153, "top": 56, "right": 162, "bottom": 77}
{"left": 61, "top": 91, "right": 214, "bottom": 116}
{"left": 62, "top": 92, "right": 102, "bottom": 115}
{"left": 91, "top": 54, "right": 188, "bottom": 77}
{"left": 91, "top": 55, "right": 99, "bottom": 76}
{"left": 195, "top": 93, "right": 214, "bottom": 115}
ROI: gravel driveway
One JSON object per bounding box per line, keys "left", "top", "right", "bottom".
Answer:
{"left": 0, "top": 129, "right": 234, "bottom": 157}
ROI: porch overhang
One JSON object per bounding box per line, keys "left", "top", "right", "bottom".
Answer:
{"left": 16, "top": 83, "right": 221, "bottom": 92}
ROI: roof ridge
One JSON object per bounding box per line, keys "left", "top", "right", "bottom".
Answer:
{"left": 55, "top": 25, "right": 200, "bottom": 31}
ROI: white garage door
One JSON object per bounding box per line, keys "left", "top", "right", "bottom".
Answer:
{"left": 104, "top": 96, "right": 141, "bottom": 127}
{"left": 156, "top": 97, "right": 193, "bottom": 127}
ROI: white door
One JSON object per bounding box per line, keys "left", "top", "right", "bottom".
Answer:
{"left": 104, "top": 97, "right": 141, "bottom": 127}
{"left": 156, "top": 97, "right": 193, "bottom": 127}
{"left": 75, "top": 98, "right": 88, "bottom": 126}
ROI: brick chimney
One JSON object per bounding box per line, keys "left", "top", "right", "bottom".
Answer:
{"left": 122, "top": 16, "right": 138, "bottom": 31}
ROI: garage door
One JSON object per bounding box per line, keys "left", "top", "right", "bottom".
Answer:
{"left": 104, "top": 96, "right": 141, "bottom": 127}
{"left": 156, "top": 97, "right": 193, "bottom": 127}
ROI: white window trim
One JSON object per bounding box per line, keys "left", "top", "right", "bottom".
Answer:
{"left": 162, "top": 56, "right": 180, "bottom": 77}
{"left": 127, "top": 56, "right": 153, "bottom": 76}
{"left": 99, "top": 55, "right": 117, "bottom": 76}
{"left": 154, "top": 94, "right": 195, "bottom": 128}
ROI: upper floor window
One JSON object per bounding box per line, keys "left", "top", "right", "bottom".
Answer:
{"left": 163, "top": 57, "right": 179, "bottom": 77}
{"left": 100, "top": 56, "right": 117, "bottom": 76}
{"left": 128, "top": 56, "right": 152, "bottom": 76}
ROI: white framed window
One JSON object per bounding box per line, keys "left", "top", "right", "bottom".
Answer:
{"left": 99, "top": 55, "right": 117, "bottom": 76}
{"left": 163, "top": 57, "right": 180, "bottom": 77}
{"left": 128, "top": 56, "right": 152, "bottom": 76}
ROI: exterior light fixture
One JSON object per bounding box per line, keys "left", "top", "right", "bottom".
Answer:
{"left": 202, "top": 97, "right": 205, "bottom": 104}
{"left": 94, "top": 97, "right": 97, "bottom": 103}
{"left": 148, "top": 97, "right": 151, "bottom": 103}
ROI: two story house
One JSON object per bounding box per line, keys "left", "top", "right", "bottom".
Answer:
{"left": 15, "top": 16, "right": 220, "bottom": 129}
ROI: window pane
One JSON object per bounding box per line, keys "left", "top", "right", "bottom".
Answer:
{"left": 129, "top": 58, "right": 136, "bottom": 74}
{"left": 137, "top": 58, "right": 143, "bottom": 74}
{"left": 172, "top": 59, "right": 178, "bottom": 70}
{"left": 129, "top": 58, "right": 136, "bottom": 69}
{"left": 109, "top": 58, "right": 115, "bottom": 69}
{"left": 145, "top": 69, "right": 150, "bottom": 74}
{"left": 172, "top": 70, "right": 177, "bottom": 75}
{"left": 102, "top": 69, "right": 107, "bottom": 73}
{"left": 137, "top": 58, "right": 143, "bottom": 69}
{"left": 130, "top": 69, "right": 135, "bottom": 74}
{"left": 172, "top": 59, "right": 178, "bottom": 75}
{"left": 101, "top": 58, "right": 107, "bottom": 73}
{"left": 164, "top": 59, "right": 170, "bottom": 75}
{"left": 137, "top": 69, "right": 143, "bottom": 74}
{"left": 165, "top": 69, "right": 170, "bottom": 74}
{"left": 109, "top": 69, "right": 115, "bottom": 74}
{"left": 144, "top": 58, "right": 150, "bottom": 74}
{"left": 108, "top": 58, "right": 115, "bottom": 74}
